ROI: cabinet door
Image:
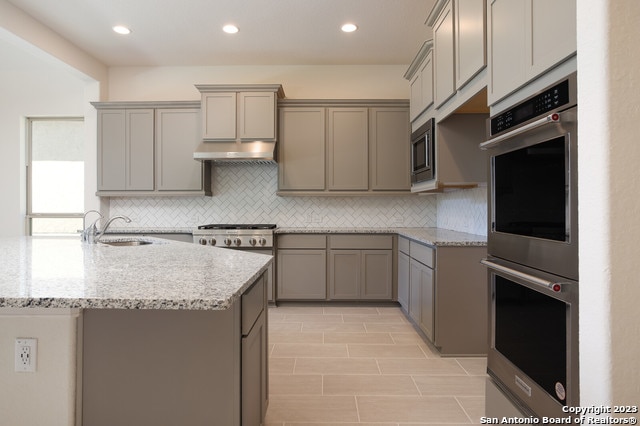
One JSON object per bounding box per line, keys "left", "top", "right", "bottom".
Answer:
{"left": 397, "top": 251, "right": 410, "bottom": 312}
{"left": 277, "top": 249, "right": 327, "bottom": 300}
{"left": 369, "top": 108, "right": 410, "bottom": 191}
{"left": 242, "top": 309, "right": 267, "bottom": 426}
{"left": 155, "top": 108, "right": 203, "bottom": 191}
{"left": 433, "top": 0, "right": 456, "bottom": 108}
{"left": 202, "top": 92, "right": 236, "bottom": 140}
{"left": 361, "top": 250, "right": 393, "bottom": 300}
{"left": 420, "top": 51, "right": 434, "bottom": 112}
{"left": 328, "top": 250, "right": 360, "bottom": 299}
{"left": 488, "top": 0, "right": 528, "bottom": 103}
{"left": 239, "top": 92, "right": 276, "bottom": 140}
{"left": 409, "top": 259, "right": 422, "bottom": 324}
{"left": 278, "top": 107, "right": 326, "bottom": 190}
{"left": 97, "top": 109, "right": 126, "bottom": 190}
{"left": 418, "top": 263, "right": 435, "bottom": 341}
{"left": 455, "top": 0, "right": 486, "bottom": 90}
{"left": 327, "top": 108, "right": 368, "bottom": 190}
{"left": 126, "top": 109, "right": 155, "bottom": 190}
{"left": 409, "top": 71, "right": 423, "bottom": 122}
{"left": 528, "top": 0, "right": 576, "bottom": 78}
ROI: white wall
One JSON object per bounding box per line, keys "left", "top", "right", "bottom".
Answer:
{"left": 0, "top": 38, "right": 87, "bottom": 236}
{"left": 578, "top": 0, "right": 640, "bottom": 407}
{"left": 107, "top": 65, "right": 411, "bottom": 101}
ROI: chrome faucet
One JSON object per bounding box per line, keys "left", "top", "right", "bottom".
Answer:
{"left": 94, "top": 215, "right": 132, "bottom": 243}
{"left": 81, "top": 210, "right": 103, "bottom": 243}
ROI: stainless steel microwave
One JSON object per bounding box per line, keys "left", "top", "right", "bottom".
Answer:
{"left": 411, "top": 118, "right": 435, "bottom": 183}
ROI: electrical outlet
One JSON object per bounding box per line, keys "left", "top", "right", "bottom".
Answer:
{"left": 15, "top": 338, "right": 37, "bottom": 373}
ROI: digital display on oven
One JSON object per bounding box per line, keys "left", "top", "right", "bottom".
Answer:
{"left": 490, "top": 79, "right": 571, "bottom": 136}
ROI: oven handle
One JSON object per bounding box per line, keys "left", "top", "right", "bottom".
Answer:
{"left": 480, "top": 113, "right": 561, "bottom": 150}
{"left": 480, "top": 258, "right": 564, "bottom": 292}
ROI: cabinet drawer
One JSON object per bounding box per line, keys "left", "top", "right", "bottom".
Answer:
{"left": 242, "top": 275, "right": 265, "bottom": 335}
{"left": 277, "top": 234, "right": 327, "bottom": 249}
{"left": 329, "top": 234, "right": 393, "bottom": 250}
{"left": 398, "top": 236, "right": 410, "bottom": 255}
{"left": 410, "top": 241, "right": 435, "bottom": 269}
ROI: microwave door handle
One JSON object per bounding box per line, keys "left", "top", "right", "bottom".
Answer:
{"left": 479, "top": 113, "right": 561, "bottom": 150}
{"left": 480, "top": 258, "right": 564, "bottom": 292}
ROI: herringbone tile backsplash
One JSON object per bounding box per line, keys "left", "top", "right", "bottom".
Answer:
{"left": 109, "top": 164, "right": 486, "bottom": 235}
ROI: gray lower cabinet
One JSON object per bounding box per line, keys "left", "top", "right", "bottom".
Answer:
{"left": 328, "top": 235, "right": 393, "bottom": 300}
{"left": 82, "top": 274, "right": 267, "bottom": 426}
{"left": 398, "top": 236, "right": 487, "bottom": 356}
{"left": 276, "top": 234, "right": 327, "bottom": 300}
{"left": 276, "top": 234, "right": 395, "bottom": 302}
{"left": 397, "top": 249, "right": 410, "bottom": 310}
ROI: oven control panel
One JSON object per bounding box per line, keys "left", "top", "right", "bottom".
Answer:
{"left": 490, "top": 75, "right": 574, "bottom": 136}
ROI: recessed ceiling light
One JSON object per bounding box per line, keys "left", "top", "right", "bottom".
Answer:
{"left": 341, "top": 23, "right": 358, "bottom": 33}
{"left": 223, "top": 24, "right": 239, "bottom": 34}
{"left": 112, "top": 25, "right": 131, "bottom": 35}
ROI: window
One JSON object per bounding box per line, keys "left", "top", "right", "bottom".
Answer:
{"left": 27, "top": 117, "right": 85, "bottom": 236}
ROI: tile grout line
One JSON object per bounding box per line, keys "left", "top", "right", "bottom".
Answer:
{"left": 453, "top": 395, "right": 476, "bottom": 423}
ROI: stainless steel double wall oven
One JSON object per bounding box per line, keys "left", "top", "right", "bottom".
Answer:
{"left": 481, "top": 72, "right": 579, "bottom": 418}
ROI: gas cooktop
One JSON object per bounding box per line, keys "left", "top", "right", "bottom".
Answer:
{"left": 197, "top": 224, "right": 277, "bottom": 230}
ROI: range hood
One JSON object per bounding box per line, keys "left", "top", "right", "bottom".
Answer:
{"left": 193, "top": 140, "right": 276, "bottom": 164}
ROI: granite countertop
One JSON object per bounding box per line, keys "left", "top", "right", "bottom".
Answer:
{"left": 275, "top": 227, "right": 487, "bottom": 247}
{"left": 0, "top": 236, "right": 272, "bottom": 310}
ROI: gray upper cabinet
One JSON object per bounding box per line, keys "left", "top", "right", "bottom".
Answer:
{"left": 455, "top": 0, "right": 486, "bottom": 89}
{"left": 369, "top": 108, "right": 411, "bottom": 191}
{"left": 97, "top": 108, "right": 154, "bottom": 191}
{"left": 93, "top": 101, "right": 211, "bottom": 197}
{"left": 487, "top": 0, "right": 576, "bottom": 105}
{"left": 327, "top": 108, "right": 369, "bottom": 191}
{"left": 425, "top": 0, "right": 487, "bottom": 110}
{"left": 155, "top": 108, "right": 204, "bottom": 192}
{"left": 195, "top": 84, "right": 284, "bottom": 141}
{"left": 432, "top": 0, "right": 456, "bottom": 108}
{"left": 278, "top": 107, "right": 326, "bottom": 191}
{"left": 405, "top": 41, "right": 434, "bottom": 122}
{"left": 277, "top": 100, "right": 411, "bottom": 196}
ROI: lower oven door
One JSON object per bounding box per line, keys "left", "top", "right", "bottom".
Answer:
{"left": 482, "top": 257, "right": 579, "bottom": 418}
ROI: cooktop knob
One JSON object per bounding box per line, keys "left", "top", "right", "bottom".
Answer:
{"left": 223, "top": 237, "right": 232, "bottom": 246}
{"left": 199, "top": 238, "right": 207, "bottom": 245}
{"left": 209, "top": 238, "right": 216, "bottom": 246}
{"left": 233, "top": 237, "right": 242, "bottom": 246}
{"left": 258, "top": 237, "right": 267, "bottom": 246}
{"left": 249, "top": 237, "right": 257, "bottom": 246}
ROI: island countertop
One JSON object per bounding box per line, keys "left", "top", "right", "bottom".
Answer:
{"left": 0, "top": 236, "right": 272, "bottom": 310}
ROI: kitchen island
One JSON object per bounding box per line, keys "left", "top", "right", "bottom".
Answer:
{"left": 0, "top": 236, "right": 272, "bottom": 426}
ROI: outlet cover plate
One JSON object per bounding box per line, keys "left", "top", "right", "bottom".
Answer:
{"left": 15, "top": 338, "right": 37, "bottom": 373}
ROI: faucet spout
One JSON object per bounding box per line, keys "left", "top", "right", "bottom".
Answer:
{"left": 95, "top": 215, "right": 132, "bottom": 243}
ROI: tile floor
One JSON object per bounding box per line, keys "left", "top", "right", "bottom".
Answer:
{"left": 265, "top": 304, "right": 487, "bottom": 425}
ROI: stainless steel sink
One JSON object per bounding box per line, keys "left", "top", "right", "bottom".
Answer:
{"left": 101, "top": 240, "right": 153, "bottom": 246}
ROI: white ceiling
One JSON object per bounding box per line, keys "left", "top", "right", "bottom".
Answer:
{"left": 5, "top": 0, "right": 436, "bottom": 67}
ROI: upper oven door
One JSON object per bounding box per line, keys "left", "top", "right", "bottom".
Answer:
{"left": 481, "top": 106, "right": 578, "bottom": 280}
